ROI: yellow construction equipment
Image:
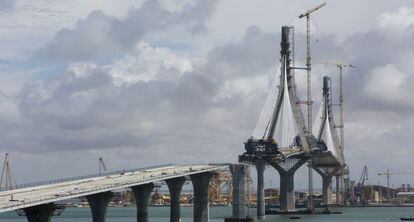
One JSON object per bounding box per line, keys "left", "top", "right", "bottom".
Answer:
{"left": 209, "top": 169, "right": 232, "bottom": 205}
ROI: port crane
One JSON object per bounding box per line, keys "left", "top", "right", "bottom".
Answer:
{"left": 378, "top": 169, "right": 414, "bottom": 188}
{"left": 354, "top": 166, "right": 368, "bottom": 206}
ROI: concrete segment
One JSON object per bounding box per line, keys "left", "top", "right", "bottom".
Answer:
{"left": 166, "top": 177, "right": 186, "bottom": 222}
{"left": 190, "top": 172, "right": 213, "bottom": 222}
{"left": 132, "top": 183, "right": 154, "bottom": 222}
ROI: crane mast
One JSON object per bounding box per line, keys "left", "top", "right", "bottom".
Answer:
{"left": 298, "top": 1, "right": 326, "bottom": 211}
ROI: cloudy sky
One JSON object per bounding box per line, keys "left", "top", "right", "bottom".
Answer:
{"left": 0, "top": 0, "right": 413, "bottom": 189}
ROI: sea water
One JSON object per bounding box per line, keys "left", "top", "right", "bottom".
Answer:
{"left": 0, "top": 206, "right": 413, "bottom": 221}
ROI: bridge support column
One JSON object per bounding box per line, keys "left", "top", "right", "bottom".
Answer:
{"left": 314, "top": 167, "right": 337, "bottom": 207}
{"left": 86, "top": 192, "right": 113, "bottom": 222}
{"left": 279, "top": 172, "right": 295, "bottom": 212}
{"left": 132, "top": 183, "right": 154, "bottom": 222}
{"left": 23, "top": 203, "right": 57, "bottom": 222}
{"left": 269, "top": 158, "right": 307, "bottom": 213}
{"left": 231, "top": 164, "right": 247, "bottom": 218}
{"left": 256, "top": 160, "right": 265, "bottom": 219}
{"left": 166, "top": 177, "right": 186, "bottom": 222}
{"left": 335, "top": 175, "right": 340, "bottom": 204}
{"left": 191, "top": 172, "right": 213, "bottom": 222}
{"left": 322, "top": 176, "right": 333, "bottom": 206}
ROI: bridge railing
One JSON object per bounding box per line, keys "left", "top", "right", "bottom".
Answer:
{"left": 0, "top": 163, "right": 174, "bottom": 192}
{"left": 0, "top": 165, "right": 224, "bottom": 210}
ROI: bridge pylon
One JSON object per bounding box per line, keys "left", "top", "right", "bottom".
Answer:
{"left": 239, "top": 26, "right": 311, "bottom": 215}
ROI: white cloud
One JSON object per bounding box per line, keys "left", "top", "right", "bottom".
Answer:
{"left": 378, "top": 6, "right": 414, "bottom": 29}
{"left": 363, "top": 64, "right": 410, "bottom": 106}
{"left": 109, "top": 42, "right": 194, "bottom": 85}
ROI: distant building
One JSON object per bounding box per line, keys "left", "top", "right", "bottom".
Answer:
{"left": 396, "top": 192, "right": 414, "bottom": 203}
{"left": 398, "top": 184, "right": 414, "bottom": 192}
{"left": 363, "top": 185, "right": 397, "bottom": 203}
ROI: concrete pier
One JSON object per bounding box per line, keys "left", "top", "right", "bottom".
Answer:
{"left": 314, "top": 167, "right": 337, "bottom": 206}
{"left": 23, "top": 203, "right": 58, "bottom": 222}
{"left": 269, "top": 158, "right": 307, "bottom": 213}
{"left": 279, "top": 172, "right": 295, "bottom": 212}
{"left": 86, "top": 192, "right": 113, "bottom": 222}
{"left": 322, "top": 175, "right": 333, "bottom": 205}
{"left": 335, "top": 175, "right": 340, "bottom": 204}
{"left": 190, "top": 172, "right": 213, "bottom": 222}
{"left": 231, "top": 164, "right": 247, "bottom": 218}
{"left": 132, "top": 183, "right": 154, "bottom": 222}
{"left": 256, "top": 161, "right": 265, "bottom": 219}
{"left": 166, "top": 177, "right": 186, "bottom": 222}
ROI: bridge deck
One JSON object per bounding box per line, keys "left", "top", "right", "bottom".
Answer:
{"left": 311, "top": 152, "right": 341, "bottom": 167}
{"left": 0, "top": 164, "right": 226, "bottom": 213}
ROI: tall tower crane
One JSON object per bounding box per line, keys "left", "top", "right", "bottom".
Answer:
{"left": 0, "top": 153, "right": 13, "bottom": 190}
{"left": 378, "top": 169, "right": 414, "bottom": 189}
{"left": 298, "top": 1, "right": 327, "bottom": 211}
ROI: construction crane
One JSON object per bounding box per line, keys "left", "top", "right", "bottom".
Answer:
{"left": 298, "top": 1, "right": 327, "bottom": 211}
{"left": 98, "top": 157, "right": 107, "bottom": 176}
{"left": 378, "top": 169, "right": 414, "bottom": 189}
{"left": 354, "top": 166, "right": 368, "bottom": 206}
{"left": 0, "top": 153, "right": 13, "bottom": 190}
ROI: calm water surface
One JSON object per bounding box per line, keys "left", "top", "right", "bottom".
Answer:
{"left": 0, "top": 206, "right": 413, "bottom": 221}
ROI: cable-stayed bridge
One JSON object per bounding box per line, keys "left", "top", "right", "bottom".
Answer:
{"left": 239, "top": 26, "right": 347, "bottom": 217}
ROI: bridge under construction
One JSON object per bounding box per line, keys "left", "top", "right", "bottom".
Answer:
{"left": 0, "top": 164, "right": 227, "bottom": 222}
{"left": 0, "top": 2, "right": 355, "bottom": 222}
